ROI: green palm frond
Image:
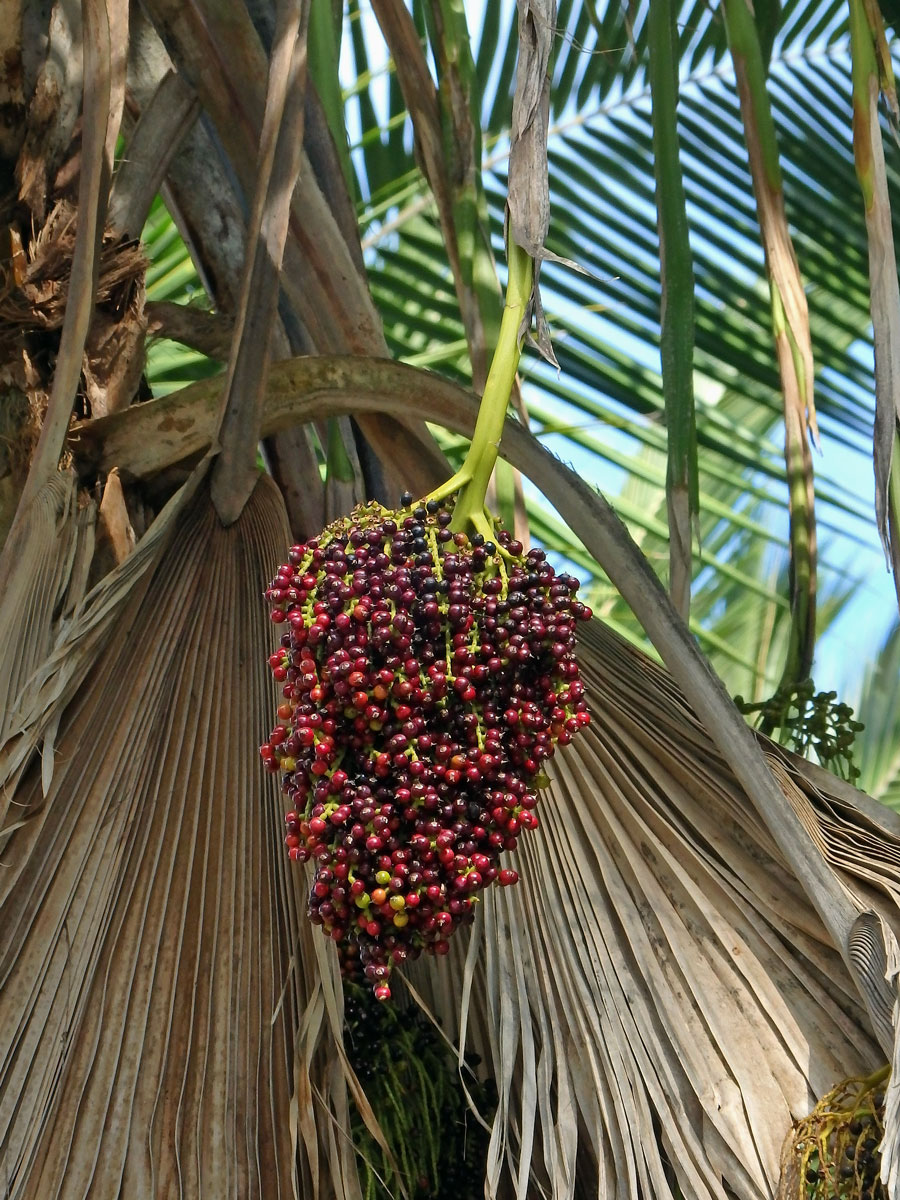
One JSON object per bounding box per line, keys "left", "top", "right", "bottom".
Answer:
{"left": 142, "top": 196, "right": 223, "bottom": 395}
{"left": 345, "top": 0, "right": 887, "bottom": 697}
{"left": 852, "top": 621, "right": 900, "bottom": 808}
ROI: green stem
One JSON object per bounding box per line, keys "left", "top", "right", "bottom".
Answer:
{"left": 426, "top": 232, "right": 533, "bottom": 535}
{"left": 859, "top": 1064, "right": 890, "bottom": 1092}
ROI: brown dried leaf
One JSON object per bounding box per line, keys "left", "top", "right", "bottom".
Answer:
{"left": 96, "top": 466, "right": 135, "bottom": 565}
{"left": 82, "top": 285, "right": 147, "bottom": 418}
{"left": 507, "top": 0, "right": 555, "bottom": 258}
{"left": 0, "top": 475, "right": 354, "bottom": 1198}
{"left": 0, "top": 471, "right": 93, "bottom": 821}
{"left": 507, "top": 0, "right": 558, "bottom": 364}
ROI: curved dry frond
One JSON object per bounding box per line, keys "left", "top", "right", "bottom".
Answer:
{"left": 0, "top": 470, "right": 207, "bottom": 818}
{"left": 0, "top": 475, "right": 354, "bottom": 1199}
{"left": 463, "top": 619, "right": 890, "bottom": 1199}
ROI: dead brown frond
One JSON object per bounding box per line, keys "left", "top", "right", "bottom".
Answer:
{"left": 426, "top": 619, "right": 888, "bottom": 1200}
{"left": 0, "top": 469, "right": 95, "bottom": 815}
{"left": 0, "top": 473, "right": 355, "bottom": 1198}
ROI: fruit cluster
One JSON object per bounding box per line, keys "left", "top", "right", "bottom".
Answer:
{"left": 261, "top": 494, "right": 591, "bottom": 998}
{"left": 735, "top": 680, "right": 864, "bottom": 782}
{"left": 783, "top": 1073, "right": 887, "bottom": 1200}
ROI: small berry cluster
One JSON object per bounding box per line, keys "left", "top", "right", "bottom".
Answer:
{"left": 261, "top": 495, "right": 591, "bottom": 998}
{"left": 736, "top": 680, "right": 864, "bottom": 782}
{"left": 785, "top": 1075, "right": 886, "bottom": 1200}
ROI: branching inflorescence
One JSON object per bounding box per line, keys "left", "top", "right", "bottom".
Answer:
{"left": 261, "top": 234, "right": 591, "bottom": 998}
{"left": 261, "top": 493, "right": 591, "bottom": 998}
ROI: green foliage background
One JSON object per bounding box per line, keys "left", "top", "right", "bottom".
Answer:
{"left": 140, "top": 0, "right": 900, "bottom": 803}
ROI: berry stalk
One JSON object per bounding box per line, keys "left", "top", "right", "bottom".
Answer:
{"left": 426, "top": 233, "right": 533, "bottom": 540}
{"left": 259, "top": 231, "right": 596, "bottom": 1002}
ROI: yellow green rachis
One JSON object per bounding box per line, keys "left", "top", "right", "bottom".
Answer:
{"left": 779, "top": 1068, "right": 889, "bottom": 1200}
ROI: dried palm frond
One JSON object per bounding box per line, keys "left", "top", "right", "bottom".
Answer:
{"left": 0, "top": 471, "right": 95, "bottom": 814}
{"left": 0, "top": 471, "right": 355, "bottom": 1198}
{"left": 0, "top": 6, "right": 370, "bottom": 1193}
{"left": 0, "top": 467, "right": 213, "bottom": 827}
{"left": 10, "top": 477, "right": 887, "bottom": 1199}
{"left": 462, "top": 618, "right": 884, "bottom": 1200}
{"left": 0, "top": 403, "right": 106, "bottom": 831}
{"left": 0, "top": 0, "right": 139, "bottom": 747}
{"left": 16, "top": 311, "right": 900, "bottom": 1199}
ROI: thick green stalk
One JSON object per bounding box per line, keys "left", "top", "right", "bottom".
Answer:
{"left": 416, "top": 0, "right": 522, "bottom": 529}
{"left": 427, "top": 233, "right": 532, "bottom": 537}
{"left": 769, "top": 286, "right": 815, "bottom": 700}
{"left": 722, "top": 0, "right": 782, "bottom": 191}
{"left": 849, "top": 0, "right": 876, "bottom": 207}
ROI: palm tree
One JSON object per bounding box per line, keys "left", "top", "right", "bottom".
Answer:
{"left": 2, "top": 2, "right": 900, "bottom": 1198}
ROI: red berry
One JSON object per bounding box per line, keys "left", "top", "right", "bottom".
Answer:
{"left": 263, "top": 497, "right": 590, "bottom": 997}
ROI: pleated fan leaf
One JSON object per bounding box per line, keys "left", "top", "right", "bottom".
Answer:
{"left": 463, "top": 618, "right": 888, "bottom": 1200}
{"left": 0, "top": 474, "right": 354, "bottom": 1199}
{"left": 0, "top": 471, "right": 209, "bottom": 822}
{"left": 0, "top": 474, "right": 92, "bottom": 760}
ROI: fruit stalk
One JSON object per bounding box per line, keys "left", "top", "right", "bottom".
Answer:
{"left": 260, "top": 230, "right": 595, "bottom": 1001}
{"left": 428, "top": 231, "right": 533, "bottom": 539}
